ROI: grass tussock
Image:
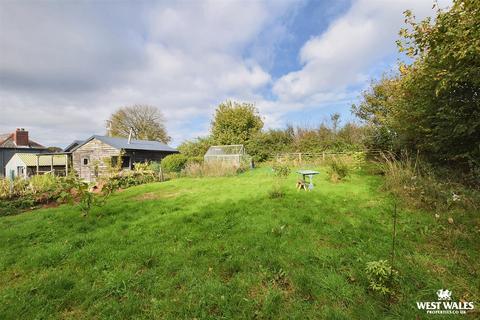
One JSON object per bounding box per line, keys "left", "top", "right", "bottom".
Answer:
{"left": 380, "top": 153, "right": 480, "bottom": 213}
{"left": 327, "top": 158, "right": 351, "bottom": 183}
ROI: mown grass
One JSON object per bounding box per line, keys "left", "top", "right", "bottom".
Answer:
{"left": 0, "top": 167, "right": 478, "bottom": 319}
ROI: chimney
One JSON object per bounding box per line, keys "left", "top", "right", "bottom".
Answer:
{"left": 14, "top": 128, "right": 29, "bottom": 147}
{"left": 128, "top": 128, "right": 133, "bottom": 144}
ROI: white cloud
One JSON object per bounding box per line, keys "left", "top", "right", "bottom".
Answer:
{"left": 0, "top": 0, "right": 296, "bottom": 147}
{"left": 273, "top": 0, "right": 451, "bottom": 102}
{"left": 0, "top": 0, "right": 450, "bottom": 148}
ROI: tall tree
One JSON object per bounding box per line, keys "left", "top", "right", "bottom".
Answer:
{"left": 354, "top": 0, "right": 480, "bottom": 174}
{"left": 211, "top": 101, "right": 263, "bottom": 145}
{"left": 106, "top": 105, "right": 171, "bottom": 143}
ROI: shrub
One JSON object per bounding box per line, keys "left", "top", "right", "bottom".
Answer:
{"left": 327, "top": 158, "right": 350, "bottom": 182}
{"left": 365, "top": 260, "right": 398, "bottom": 296}
{"left": 161, "top": 154, "right": 188, "bottom": 173}
{"left": 269, "top": 163, "right": 290, "bottom": 199}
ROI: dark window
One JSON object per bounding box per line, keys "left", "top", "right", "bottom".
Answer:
{"left": 83, "top": 158, "right": 89, "bottom": 165}
{"left": 122, "top": 156, "right": 130, "bottom": 168}
{"left": 111, "top": 156, "right": 130, "bottom": 168}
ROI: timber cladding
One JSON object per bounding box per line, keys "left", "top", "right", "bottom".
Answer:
{"left": 72, "top": 139, "right": 120, "bottom": 182}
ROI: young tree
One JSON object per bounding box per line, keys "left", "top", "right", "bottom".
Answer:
{"left": 106, "top": 105, "right": 171, "bottom": 143}
{"left": 330, "top": 113, "right": 341, "bottom": 133}
{"left": 210, "top": 101, "right": 264, "bottom": 145}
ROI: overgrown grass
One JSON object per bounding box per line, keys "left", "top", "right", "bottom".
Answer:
{"left": 183, "top": 161, "right": 247, "bottom": 177}
{"left": 379, "top": 153, "right": 480, "bottom": 213}
{"left": 0, "top": 167, "right": 478, "bottom": 319}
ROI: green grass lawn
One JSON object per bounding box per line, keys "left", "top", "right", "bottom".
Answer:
{"left": 1, "top": 166, "right": 478, "bottom": 319}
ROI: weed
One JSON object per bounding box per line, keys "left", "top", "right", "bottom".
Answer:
{"left": 365, "top": 260, "right": 399, "bottom": 297}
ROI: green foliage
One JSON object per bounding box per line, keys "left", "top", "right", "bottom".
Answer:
{"left": 177, "top": 136, "right": 214, "bottom": 157}
{"left": 186, "top": 156, "right": 204, "bottom": 165}
{"left": 147, "top": 161, "right": 162, "bottom": 174}
{"left": 270, "top": 163, "right": 290, "bottom": 199}
{"left": 327, "top": 158, "right": 350, "bottom": 182}
{"left": 0, "top": 173, "right": 85, "bottom": 216}
{"left": 161, "top": 154, "right": 188, "bottom": 173}
{"left": 103, "top": 150, "right": 124, "bottom": 176}
{"left": 365, "top": 260, "right": 399, "bottom": 296}
{"left": 75, "top": 182, "right": 104, "bottom": 216}
{"left": 211, "top": 100, "right": 264, "bottom": 145}
{"left": 106, "top": 104, "right": 171, "bottom": 143}
{"left": 272, "top": 163, "right": 291, "bottom": 179}
{"left": 246, "top": 128, "right": 294, "bottom": 162}
{"left": 354, "top": 1, "right": 480, "bottom": 180}
{"left": 102, "top": 167, "right": 158, "bottom": 193}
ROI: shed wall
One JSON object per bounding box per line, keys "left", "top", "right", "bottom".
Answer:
{"left": 72, "top": 139, "right": 120, "bottom": 182}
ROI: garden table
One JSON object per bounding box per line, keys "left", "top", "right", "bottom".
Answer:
{"left": 296, "top": 170, "right": 320, "bottom": 190}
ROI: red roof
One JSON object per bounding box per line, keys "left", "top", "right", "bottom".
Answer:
{"left": 0, "top": 132, "right": 45, "bottom": 149}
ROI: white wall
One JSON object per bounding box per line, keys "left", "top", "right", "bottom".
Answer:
{"left": 5, "top": 154, "right": 27, "bottom": 180}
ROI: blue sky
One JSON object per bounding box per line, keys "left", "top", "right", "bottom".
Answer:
{"left": 0, "top": 0, "right": 448, "bottom": 148}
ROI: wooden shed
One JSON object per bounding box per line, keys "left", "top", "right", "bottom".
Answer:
{"left": 69, "top": 135, "right": 178, "bottom": 182}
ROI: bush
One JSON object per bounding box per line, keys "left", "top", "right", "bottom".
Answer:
{"left": 161, "top": 154, "right": 188, "bottom": 173}
{"left": 186, "top": 156, "right": 204, "bottom": 165}
{"left": 327, "top": 158, "right": 350, "bottom": 182}
{"left": 365, "top": 260, "right": 398, "bottom": 297}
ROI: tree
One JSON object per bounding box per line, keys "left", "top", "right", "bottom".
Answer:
{"left": 106, "top": 105, "right": 171, "bottom": 143}
{"left": 246, "top": 128, "right": 294, "bottom": 162}
{"left": 177, "top": 136, "right": 215, "bottom": 157}
{"left": 330, "top": 113, "right": 341, "bottom": 133}
{"left": 210, "top": 101, "right": 264, "bottom": 145}
{"left": 354, "top": 0, "right": 480, "bottom": 176}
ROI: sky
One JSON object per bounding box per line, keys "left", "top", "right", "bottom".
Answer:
{"left": 0, "top": 0, "right": 450, "bottom": 148}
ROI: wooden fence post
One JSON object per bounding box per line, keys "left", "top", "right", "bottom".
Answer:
{"left": 159, "top": 166, "right": 164, "bottom": 182}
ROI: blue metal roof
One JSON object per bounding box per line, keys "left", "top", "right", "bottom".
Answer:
{"left": 73, "top": 135, "right": 178, "bottom": 152}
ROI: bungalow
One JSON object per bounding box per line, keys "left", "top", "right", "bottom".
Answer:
{"left": 0, "top": 128, "right": 48, "bottom": 178}
{"left": 69, "top": 135, "right": 178, "bottom": 182}
{"left": 5, "top": 153, "right": 67, "bottom": 179}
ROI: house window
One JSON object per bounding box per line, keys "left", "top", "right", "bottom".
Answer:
{"left": 83, "top": 158, "right": 89, "bottom": 165}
